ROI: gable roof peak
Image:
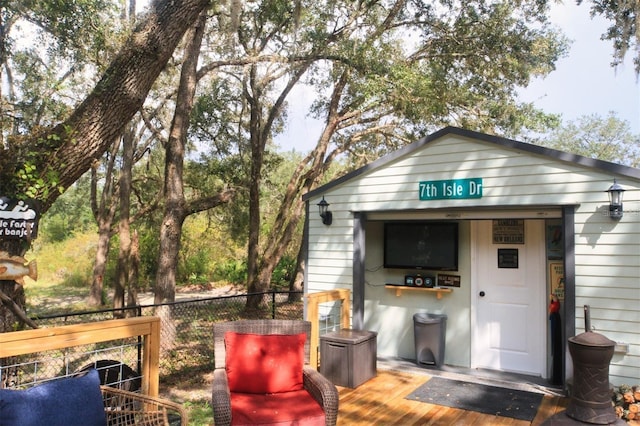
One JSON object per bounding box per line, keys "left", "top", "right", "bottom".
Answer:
{"left": 303, "top": 126, "right": 640, "bottom": 201}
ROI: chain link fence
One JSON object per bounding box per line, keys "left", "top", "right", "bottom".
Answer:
{"left": 1, "top": 291, "right": 303, "bottom": 391}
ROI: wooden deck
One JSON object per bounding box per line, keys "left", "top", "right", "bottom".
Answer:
{"left": 336, "top": 369, "right": 570, "bottom": 425}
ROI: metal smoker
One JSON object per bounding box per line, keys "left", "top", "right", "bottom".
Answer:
{"left": 542, "top": 306, "right": 625, "bottom": 425}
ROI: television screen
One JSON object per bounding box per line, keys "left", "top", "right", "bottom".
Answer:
{"left": 384, "top": 221, "right": 458, "bottom": 270}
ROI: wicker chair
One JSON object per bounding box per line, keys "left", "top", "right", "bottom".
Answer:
{"left": 212, "top": 320, "right": 339, "bottom": 426}
{"left": 101, "top": 386, "right": 188, "bottom": 426}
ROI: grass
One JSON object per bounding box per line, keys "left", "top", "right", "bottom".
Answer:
{"left": 23, "top": 232, "right": 99, "bottom": 316}
{"left": 183, "top": 400, "right": 214, "bottom": 426}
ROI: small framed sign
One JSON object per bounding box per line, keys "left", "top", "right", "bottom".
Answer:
{"left": 549, "top": 261, "right": 565, "bottom": 301}
{"left": 437, "top": 274, "right": 461, "bottom": 287}
{"left": 498, "top": 248, "right": 519, "bottom": 268}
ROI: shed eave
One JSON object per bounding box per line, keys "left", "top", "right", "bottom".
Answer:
{"left": 302, "top": 126, "right": 640, "bottom": 202}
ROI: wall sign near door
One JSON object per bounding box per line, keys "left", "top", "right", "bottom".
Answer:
{"left": 498, "top": 248, "right": 519, "bottom": 268}
{"left": 437, "top": 274, "right": 461, "bottom": 287}
{"left": 492, "top": 219, "right": 524, "bottom": 244}
{"left": 549, "top": 261, "right": 565, "bottom": 301}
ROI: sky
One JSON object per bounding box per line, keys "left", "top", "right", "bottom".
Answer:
{"left": 518, "top": 1, "right": 639, "bottom": 133}
{"left": 276, "top": 1, "right": 640, "bottom": 152}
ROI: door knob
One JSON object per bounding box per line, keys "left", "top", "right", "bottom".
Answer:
{"left": 479, "top": 291, "right": 486, "bottom": 297}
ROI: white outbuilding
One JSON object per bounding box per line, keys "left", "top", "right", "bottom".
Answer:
{"left": 303, "top": 126, "right": 640, "bottom": 387}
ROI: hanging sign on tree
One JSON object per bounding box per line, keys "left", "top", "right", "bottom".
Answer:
{"left": 0, "top": 197, "right": 40, "bottom": 240}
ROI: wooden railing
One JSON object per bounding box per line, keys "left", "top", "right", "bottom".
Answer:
{"left": 0, "top": 316, "right": 161, "bottom": 396}
{"left": 306, "top": 289, "right": 351, "bottom": 368}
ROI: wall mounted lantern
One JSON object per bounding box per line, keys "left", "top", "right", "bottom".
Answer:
{"left": 317, "top": 196, "right": 333, "bottom": 225}
{"left": 605, "top": 179, "right": 625, "bottom": 220}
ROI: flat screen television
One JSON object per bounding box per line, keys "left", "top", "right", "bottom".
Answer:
{"left": 383, "top": 221, "right": 458, "bottom": 270}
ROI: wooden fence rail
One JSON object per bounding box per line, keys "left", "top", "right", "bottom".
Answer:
{"left": 306, "top": 289, "right": 351, "bottom": 369}
{"left": 0, "top": 316, "right": 161, "bottom": 396}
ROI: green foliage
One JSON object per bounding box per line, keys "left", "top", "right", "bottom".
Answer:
{"left": 43, "top": 215, "right": 74, "bottom": 243}
{"left": 213, "top": 259, "right": 248, "bottom": 283}
{"left": 13, "top": 0, "right": 119, "bottom": 62}
{"left": 30, "top": 230, "right": 97, "bottom": 280}
{"left": 179, "top": 249, "right": 212, "bottom": 284}
{"left": 271, "top": 255, "right": 296, "bottom": 289}
{"left": 295, "top": 0, "right": 570, "bottom": 168}
{"left": 26, "top": 230, "right": 97, "bottom": 314}
{"left": 18, "top": 162, "right": 64, "bottom": 201}
{"left": 11, "top": 52, "right": 78, "bottom": 128}
{"left": 581, "top": 0, "right": 639, "bottom": 73}
{"left": 190, "top": 79, "right": 244, "bottom": 158}
{"left": 1, "top": 131, "right": 66, "bottom": 202}
{"left": 40, "top": 175, "right": 95, "bottom": 243}
{"left": 137, "top": 224, "right": 161, "bottom": 286}
{"left": 61, "top": 270, "right": 92, "bottom": 289}
{"left": 533, "top": 113, "right": 640, "bottom": 167}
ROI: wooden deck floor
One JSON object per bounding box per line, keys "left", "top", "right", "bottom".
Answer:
{"left": 336, "top": 369, "right": 570, "bottom": 425}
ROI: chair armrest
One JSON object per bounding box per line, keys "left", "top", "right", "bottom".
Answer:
{"left": 100, "top": 385, "right": 188, "bottom": 426}
{"left": 212, "top": 368, "right": 232, "bottom": 426}
{"left": 303, "top": 366, "right": 339, "bottom": 426}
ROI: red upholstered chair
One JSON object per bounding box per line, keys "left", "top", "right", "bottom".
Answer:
{"left": 212, "top": 320, "right": 339, "bottom": 426}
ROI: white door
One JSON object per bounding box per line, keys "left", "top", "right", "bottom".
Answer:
{"left": 471, "top": 219, "right": 546, "bottom": 377}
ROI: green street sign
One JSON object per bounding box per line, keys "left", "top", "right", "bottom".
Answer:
{"left": 419, "top": 178, "right": 483, "bottom": 200}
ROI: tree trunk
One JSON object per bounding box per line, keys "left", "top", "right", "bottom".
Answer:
{"left": 114, "top": 126, "right": 135, "bottom": 317}
{"left": 245, "top": 64, "right": 266, "bottom": 311}
{"left": 154, "top": 10, "right": 205, "bottom": 305}
{"left": 153, "top": 10, "right": 206, "bottom": 349}
{"left": 288, "top": 224, "right": 307, "bottom": 302}
{"left": 0, "top": 0, "right": 211, "bottom": 330}
{"left": 126, "top": 229, "right": 140, "bottom": 315}
{"left": 0, "top": 280, "right": 28, "bottom": 331}
{"left": 89, "top": 223, "right": 112, "bottom": 306}
{"left": 242, "top": 56, "right": 313, "bottom": 310}
{"left": 245, "top": 171, "right": 263, "bottom": 309}
{"left": 89, "top": 140, "right": 120, "bottom": 306}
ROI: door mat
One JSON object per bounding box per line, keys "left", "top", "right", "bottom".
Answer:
{"left": 405, "top": 376, "right": 544, "bottom": 422}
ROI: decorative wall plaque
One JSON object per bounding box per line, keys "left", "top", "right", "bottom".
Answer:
{"left": 437, "top": 274, "right": 461, "bottom": 287}
{"left": 497, "top": 248, "right": 519, "bottom": 268}
{"left": 492, "top": 219, "right": 524, "bottom": 244}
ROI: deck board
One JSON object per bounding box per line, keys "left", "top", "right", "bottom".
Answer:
{"left": 336, "top": 370, "right": 570, "bottom": 425}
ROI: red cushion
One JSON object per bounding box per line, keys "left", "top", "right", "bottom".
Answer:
{"left": 225, "top": 332, "right": 305, "bottom": 394}
{"left": 231, "top": 390, "right": 325, "bottom": 426}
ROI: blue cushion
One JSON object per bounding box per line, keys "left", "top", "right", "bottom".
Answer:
{"left": 0, "top": 369, "right": 107, "bottom": 426}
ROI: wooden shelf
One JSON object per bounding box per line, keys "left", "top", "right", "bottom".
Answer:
{"left": 385, "top": 285, "right": 452, "bottom": 299}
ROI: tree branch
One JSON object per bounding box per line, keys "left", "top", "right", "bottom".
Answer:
{"left": 0, "top": 287, "right": 38, "bottom": 329}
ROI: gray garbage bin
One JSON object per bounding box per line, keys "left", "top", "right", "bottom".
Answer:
{"left": 413, "top": 313, "right": 447, "bottom": 367}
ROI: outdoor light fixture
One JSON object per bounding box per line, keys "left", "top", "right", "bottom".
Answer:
{"left": 605, "top": 179, "right": 625, "bottom": 220}
{"left": 317, "top": 196, "right": 333, "bottom": 225}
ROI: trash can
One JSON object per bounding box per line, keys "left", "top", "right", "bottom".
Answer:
{"left": 413, "top": 313, "right": 447, "bottom": 367}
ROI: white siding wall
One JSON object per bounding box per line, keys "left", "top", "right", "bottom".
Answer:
{"left": 306, "top": 134, "right": 640, "bottom": 385}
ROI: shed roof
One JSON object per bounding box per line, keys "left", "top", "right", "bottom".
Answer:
{"left": 303, "top": 126, "right": 640, "bottom": 201}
